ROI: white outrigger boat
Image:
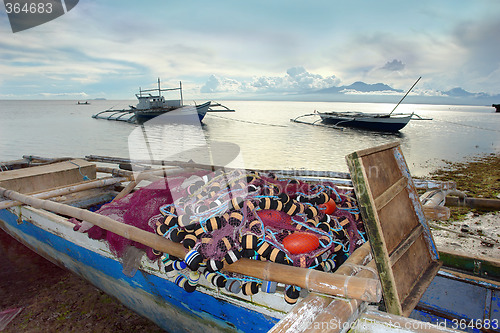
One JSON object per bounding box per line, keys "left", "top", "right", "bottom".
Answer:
{"left": 92, "top": 78, "right": 211, "bottom": 123}
{"left": 0, "top": 142, "right": 499, "bottom": 332}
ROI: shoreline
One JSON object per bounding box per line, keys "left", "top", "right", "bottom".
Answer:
{"left": 425, "top": 152, "right": 500, "bottom": 259}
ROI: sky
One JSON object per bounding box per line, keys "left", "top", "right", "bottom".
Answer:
{"left": 1, "top": 0, "right": 500, "bottom": 104}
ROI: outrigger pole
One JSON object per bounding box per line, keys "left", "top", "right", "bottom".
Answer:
{"left": 389, "top": 76, "right": 421, "bottom": 115}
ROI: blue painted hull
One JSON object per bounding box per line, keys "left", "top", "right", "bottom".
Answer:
{"left": 0, "top": 207, "right": 282, "bottom": 332}
{"left": 410, "top": 270, "right": 500, "bottom": 332}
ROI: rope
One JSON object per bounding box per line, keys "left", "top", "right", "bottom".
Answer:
{"left": 208, "top": 114, "right": 287, "bottom": 128}
{"left": 434, "top": 119, "right": 500, "bottom": 132}
{"left": 69, "top": 161, "right": 90, "bottom": 181}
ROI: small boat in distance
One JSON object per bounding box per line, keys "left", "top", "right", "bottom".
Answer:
{"left": 93, "top": 78, "right": 211, "bottom": 123}
{"left": 77, "top": 101, "right": 90, "bottom": 105}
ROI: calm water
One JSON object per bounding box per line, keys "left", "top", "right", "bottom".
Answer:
{"left": 0, "top": 100, "right": 499, "bottom": 176}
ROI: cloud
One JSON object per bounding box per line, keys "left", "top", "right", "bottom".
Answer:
{"left": 39, "top": 92, "right": 89, "bottom": 98}
{"left": 200, "top": 75, "right": 241, "bottom": 93}
{"left": 381, "top": 59, "right": 405, "bottom": 71}
{"left": 200, "top": 67, "right": 340, "bottom": 95}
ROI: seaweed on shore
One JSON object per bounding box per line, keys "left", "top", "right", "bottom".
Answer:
{"left": 426, "top": 153, "right": 500, "bottom": 220}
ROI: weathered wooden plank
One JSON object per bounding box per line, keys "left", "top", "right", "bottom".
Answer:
{"left": 389, "top": 224, "right": 424, "bottom": 266}
{"left": 346, "top": 151, "right": 403, "bottom": 315}
{"left": 346, "top": 141, "right": 441, "bottom": 317}
{"left": 0, "top": 159, "right": 96, "bottom": 193}
{"left": 374, "top": 176, "right": 407, "bottom": 210}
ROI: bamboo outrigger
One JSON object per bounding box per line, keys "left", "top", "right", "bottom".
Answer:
{"left": 0, "top": 144, "right": 499, "bottom": 332}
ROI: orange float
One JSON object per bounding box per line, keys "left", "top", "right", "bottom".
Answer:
{"left": 282, "top": 232, "right": 319, "bottom": 254}
{"left": 256, "top": 209, "right": 291, "bottom": 225}
{"left": 319, "top": 198, "right": 337, "bottom": 215}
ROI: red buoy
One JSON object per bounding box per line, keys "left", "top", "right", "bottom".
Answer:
{"left": 319, "top": 198, "right": 337, "bottom": 215}
{"left": 282, "top": 232, "right": 319, "bottom": 254}
{"left": 256, "top": 209, "right": 292, "bottom": 226}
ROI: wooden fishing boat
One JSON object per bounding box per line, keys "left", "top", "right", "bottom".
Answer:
{"left": 292, "top": 77, "right": 430, "bottom": 132}
{"left": 0, "top": 144, "right": 499, "bottom": 332}
{"left": 317, "top": 111, "right": 413, "bottom": 132}
{"left": 92, "top": 78, "right": 211, "bottom": 123}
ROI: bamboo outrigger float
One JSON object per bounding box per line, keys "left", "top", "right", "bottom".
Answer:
{"left": 0, "top": 143, "right": 499, "bottom": 332}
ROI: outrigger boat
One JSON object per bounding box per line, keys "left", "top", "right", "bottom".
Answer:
{"left": 292, "top": 77, "right": 430, "bottom": 132}
{"left": 92, "top": 78, "right": 211, "bottom": 123}
{"left": 0, "top": 143, "right": 499, "bottom": 332}
{"left": 317, "top": 111, "right": 414, "bottom": 132}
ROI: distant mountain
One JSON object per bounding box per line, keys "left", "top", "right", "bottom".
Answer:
{"left": 343, "top": 81, "right": 402, "bottom": 93}
{"left": 315, "top": 81, "right": 402, "bottom": 94}
{"left": 443, "top": 87, "right": 491, "bottom": 99}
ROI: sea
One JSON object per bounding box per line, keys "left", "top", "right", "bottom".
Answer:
{"left": 1, "top": 99, "right": 499, "bottom": 177}
{"left": 0, "top": 99, "right": 499, "bottom": 330}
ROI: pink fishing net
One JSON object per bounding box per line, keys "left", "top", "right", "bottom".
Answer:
{"left": 72, "top": 168, "right": 366, "bottom": 300}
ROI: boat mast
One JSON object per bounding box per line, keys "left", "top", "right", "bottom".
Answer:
{"left": 180, "top": 81, "right": 184, "bottom": 106}
{"left": 157, "top": 78, "right": 161, "bottom": 97}
{"left": 389, "top": 77, "right": 421, "bottom": 115}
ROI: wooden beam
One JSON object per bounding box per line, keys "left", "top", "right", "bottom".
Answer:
{"left": 374, "top": 176, "right": 407, "bottom": 211}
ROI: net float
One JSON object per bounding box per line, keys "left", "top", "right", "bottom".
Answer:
{"left": 230, "top": 197, "right": 244, "bottom": 210}
{"left": 183, "top": 233, "right": 197, "bottom": 249}
{"left": 256, "top": 242, "right": 272, "bottom": 258}
{"left": 305, "top": 205, "right": 318, "bottom": 219}
{"left": 227, "top": 211, "right": 244, "bottom": 227}
{"left": 225, "top": 279, "right": 241, "bottom": 294}
{"left": 169, "top": 228, "right": 186, "bottom": 243}
{"left": 268, "top": 248, "right": 286, "bottom": 264}
{"left": 175, "top": 274, "right": 196, "bottom": 293}
{"left": 284, "top": 285, "right": 301, "bottom": 304}
{"left": 188, "top": 271, "right": 200, "bottom": 287}
{"left": 204, "top": 271, "right": 226, "bottom": 288}
{"left": 218, "top": 236, "right": 234, "bottom": 251}
{"left": 156, "top": 222, "right": 169, "bottom": 237}
{"left": 161, "top": 214, "right": 178, "bottom": 228}
{"left": 185, "top": 249, "right": 203, "bottom": 271}
{"left": 318, "top": 198, "right": 337, "bottom": 215}
{"left": 160, "top": 204, "right": 176, "bottom": 216}
{"left": 258, "top": 197, "right": 283, "bottom": 211}
{"left": 177, "top": 214, "right": 193, "bottom": 228}
{"left": 261, "top": 280, "right": 277, "bottom": 293}
{"left": 277, "top": 193, "right": 290, "bottom": 204}
{"left": 241, "top": 249, "right": 256, "bottom": 258}
{"left": 322, "top": 258, "right": 336, "bottom": 272}
{"left": 283, "top": 201, "right": 299, "bottom": 215}
{"left": 242, "top": 282, "right": 260, "bottom": 296}
{"left": 224, "top": 249, "right": 242, "bottom": 264}
{"left": 241, "top": 233, "right": 258, "bottom": 250}
{"left": 205, "top": 216, "right": 222, "bottom": 232}
{"left": 316, "top": 222, "right": 331, "bottom": 232}
{"left": 206, "top": 259, "right": 224, "bottom": 272}
{"left": 282, "top": 232, "right": 320, "bottom": 255}
{"left": 209, "top": 198, "right": 223, "bottom": 209}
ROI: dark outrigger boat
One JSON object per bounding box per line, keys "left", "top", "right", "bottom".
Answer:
{"left": 292, "top": 77, "right": 431, "bottom": 132}
{"left": 0, "top": 142, "right": 499, "bottom": 332}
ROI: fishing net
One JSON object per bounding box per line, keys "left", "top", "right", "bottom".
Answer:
{"left": 72, "top": 168, "right": 366, "bottom": 304}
